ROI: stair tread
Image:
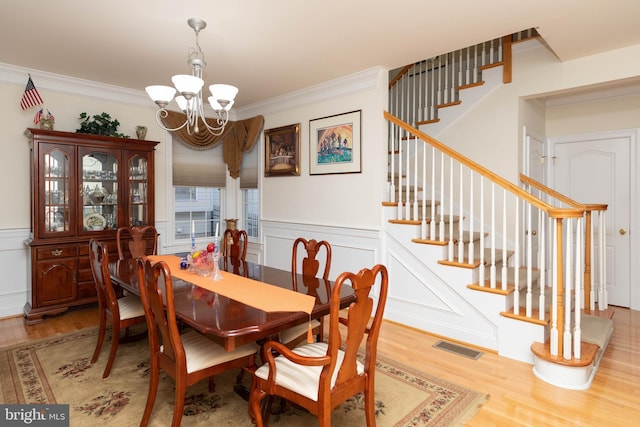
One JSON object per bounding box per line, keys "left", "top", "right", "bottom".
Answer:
{"left": 530, "top": 339, "right": 599, "bottom": 367}
{"left": 581, "top": 315, "right": 614, "bottom": 348}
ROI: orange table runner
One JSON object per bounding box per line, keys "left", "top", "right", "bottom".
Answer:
{"left": 146, "top": 255, "right": 315, "bottom": 314}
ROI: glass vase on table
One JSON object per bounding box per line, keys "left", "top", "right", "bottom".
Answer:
{"left": 210, "top": 251, "right": 223, "bottom": 281}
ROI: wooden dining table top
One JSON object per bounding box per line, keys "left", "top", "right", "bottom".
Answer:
{"left": 109, "top": 256, "right": 355, "bottom": 351}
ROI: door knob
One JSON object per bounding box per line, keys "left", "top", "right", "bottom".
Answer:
{"left": 619, "top": 228, "right": 628, "bottom": 235}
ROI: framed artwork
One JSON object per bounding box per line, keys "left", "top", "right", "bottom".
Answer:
{"left": 264, "top": 123, "right": 300, "bottom": 176}
{"left": 309, "top": 110, "right": 361, "bottom": 175}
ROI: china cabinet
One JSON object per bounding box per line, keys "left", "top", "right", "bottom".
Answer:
{"left": 24, "top": 128, "right": 158, "bottom": 324}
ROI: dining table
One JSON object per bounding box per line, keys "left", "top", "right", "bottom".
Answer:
{"left": 109, "top": 254, "right": 356, "bottom": 353}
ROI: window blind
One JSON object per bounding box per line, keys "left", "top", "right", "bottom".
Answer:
{"left": 172, "top": 136, "right": 226, "bottom": 187}
{"left": 240, "top": 143, "right": 258, "bottom": 188}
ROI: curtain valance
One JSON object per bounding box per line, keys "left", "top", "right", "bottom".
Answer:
{"left": 162, "top": 112, "right": 264, "bottom": 179}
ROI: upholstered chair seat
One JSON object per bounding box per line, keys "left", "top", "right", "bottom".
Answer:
{"left": 254, "top": 342, "right": 363, "bottom": 401}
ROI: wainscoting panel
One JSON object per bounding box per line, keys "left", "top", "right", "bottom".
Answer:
{"left": 261, "top": 221, "right": 381, "bottom": 281}
{"left": 0, "top": 228, "right": 31, "bottom": 318}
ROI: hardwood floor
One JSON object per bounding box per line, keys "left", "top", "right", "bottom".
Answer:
{"left": 1, "top": 304, "right": 638, "bottom": 426}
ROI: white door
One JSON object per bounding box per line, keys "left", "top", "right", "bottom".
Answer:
{"left": 552, "top": 132, "right": 631, "bottom": 308}
{"left": 524, "top": 129, "right": 546, "bottom": 270}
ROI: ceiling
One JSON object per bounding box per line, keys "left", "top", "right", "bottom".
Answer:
{"left": 2, "top": 0, "right": 640, "bottom": 109}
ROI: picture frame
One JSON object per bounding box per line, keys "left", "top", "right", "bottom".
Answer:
{"left": 309, "top": 110, "right": 361, "bottom": 175}
{"left": 264, "top": 123, "right": 300, "bottom": 177}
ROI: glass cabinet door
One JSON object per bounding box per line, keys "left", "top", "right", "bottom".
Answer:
{"left": 81, "top": 150, "right": 118, "bottom": 231}
{"left": 128, "top": 154, "right": 149, "bottom": 226}
{"left": 43, "top": 147, "right": 71, "bottom": 234}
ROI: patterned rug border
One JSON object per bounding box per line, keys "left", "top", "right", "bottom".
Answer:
{"left": 0, "top": 327, "right": 489, "bottom": 426}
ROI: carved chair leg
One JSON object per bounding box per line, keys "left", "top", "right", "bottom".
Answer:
{"left": 140, "top": 359, "right": 160, "bottom": 427}
{"left": 91, "top": 311, "right": 107, "bottom": 364}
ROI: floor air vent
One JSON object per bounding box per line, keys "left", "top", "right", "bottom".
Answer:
{"left": 433, "top": 340, "right": 483, "bottom": 360}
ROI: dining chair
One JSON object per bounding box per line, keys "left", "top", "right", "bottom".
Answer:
{"left": 136, "top": 257, "right": 258, "bottom": 427}
{"left": 279, "top": 238, "right": 332, "bottom": 348}
{"left": 222, "top": 228, "right": 248, "bottom": 261}
{"left": 89, "top": 238, "right": 146, "bottom": 378}
{"left": 249, "top": 263, "right": 389, "bottom": 427}
{"left": 116, "top": 225, "right": 158, "bottom": 260}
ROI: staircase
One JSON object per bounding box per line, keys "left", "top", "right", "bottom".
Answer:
{"left": 383, "top": 30, "right": 614, "bottom": 390}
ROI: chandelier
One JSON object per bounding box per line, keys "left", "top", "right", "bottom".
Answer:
{"left": 145, "top": 18, "right": 238, "bottom": 136}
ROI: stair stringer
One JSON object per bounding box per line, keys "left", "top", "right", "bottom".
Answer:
{"left": 418, "top": 65, "right": 504, "bottom": 138}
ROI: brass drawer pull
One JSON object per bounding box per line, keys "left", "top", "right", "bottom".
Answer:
{"left": 51, "top": 249, "right": 63, "bottom": 257}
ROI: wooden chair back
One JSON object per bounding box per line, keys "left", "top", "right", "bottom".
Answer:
{"left": 285, "top": 238, "right": 332, "bottom": 346}
{"left": 89, "top": 238, "right": 119, "bottom": 318}
{"left": 291, "top": 238, "right": 332, "bottom": 280}
{"left": 116, "top": 225, "right": 158, "bottom": 260}
{"left": 250, "top": 264, "right": 389, "bottom": 426}
{"left": 222, "top": 228, "right": 248, "bottom": 261}
{"left": 137, "top": 258, "right": 183, "bottom": 371}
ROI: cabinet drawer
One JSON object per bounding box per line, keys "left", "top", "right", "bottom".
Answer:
{"left": 35, "top": 244, "right": 78, "bottom": 260}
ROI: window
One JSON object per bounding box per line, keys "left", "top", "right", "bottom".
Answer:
{"left": 174, "top": 186, "right": 222, "bottom": 240}
{"left": 240, "top": 142, "right": 259, "bottom": 239}
{"left": 243, "top": 188, "right": 259, "bottom": 238}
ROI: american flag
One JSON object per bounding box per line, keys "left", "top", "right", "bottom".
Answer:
{"left": 34, "top": 108, "right": 43, "bottom": 124}
{"left": 20, "top": 75, "right": 44, "bottom": 110}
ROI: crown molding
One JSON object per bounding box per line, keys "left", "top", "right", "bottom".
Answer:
{"left": 0, "top": 62, "right": 150, "bottom": 106}
{"left": 236, "top": 66, "right": 385, "bottom": 119}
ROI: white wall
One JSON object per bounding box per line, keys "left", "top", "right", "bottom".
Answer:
{"left": 237, "top": 67, "right": 389, "bottom": 277}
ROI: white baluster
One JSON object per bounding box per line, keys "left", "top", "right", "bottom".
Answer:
{"left": 468, "top": 173, "right": 475, "bottom": 264}
{"left": 421, "top": 139, "right": 427, "bottom": 239}
{"left": 563, "top": 219, "right": 573, "bottom": 360}
{"left": 444, "top": 53, "right": 449, "bottom": 104}
{"left": 405, "top": 135, "right": 411, "bottom": 220}
{"left": 413, "top": 137, "right": 419, "bottom": 220}
{"left": 473, "top": 44, "right": 479, "bottom": 83}
{"left": 574, "top": 217, "right": 583, "bottom": 359}
{"left": 501, "top": 190, "right": 508, "bottom": 291}
{"left": 600, "top": 211, "right": 608, "bottom": 309}
{"left": 550, "top": 219, "right": 559, "bottom": 356}
{"left": 490, "top": 183, "right": 496, "bottom": 288}
{"left": 430, "top": 147, "right": 436, "bottom": 240}
{"left": 539, "top": 209, "right": 547, "bottom": 321}
{"left": 458, "top": 165, "right": 464, "bottom": 263}
{"left": 465, "top": 47, "right": 471, "bottom": 85}
{"left": 439, "top": 154, "right": 445, "bottom": 241}
{"left": 479, "top": 178, "right": 485, "bottom": 286}
{"left": 526, "top": 202, "right": 532, "bottom": 317}
{"left": 448, "top": 157, "right": 454, "bottom": 261}
{"left": 396, "top": 127, "right": 403, "bottom": 219}
{"left": 389, "top": 120, "right": 395, "bottom": 203}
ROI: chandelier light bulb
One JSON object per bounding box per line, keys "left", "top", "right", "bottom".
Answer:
{"left": 171, "top": 74, "right": 204, "bottom": 97}
{"left": 145, "top": 85, "right": 176, "bottom": 108}
{"left": 146, "top": 18, "right": 238, "bottom": 136}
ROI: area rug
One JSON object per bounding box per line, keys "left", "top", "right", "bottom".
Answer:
{"left": 0, "top": 328, "right": 488, "bottom": 426}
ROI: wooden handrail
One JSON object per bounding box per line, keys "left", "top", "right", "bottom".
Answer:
{"left": 520, "top": 174, "right": 608, "bottom": 212}
{"left": 385, "top": 111, "right": 584, "bottom": 219}
{"left": 389, "top": 64, "right": 413, "bottom": 89}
